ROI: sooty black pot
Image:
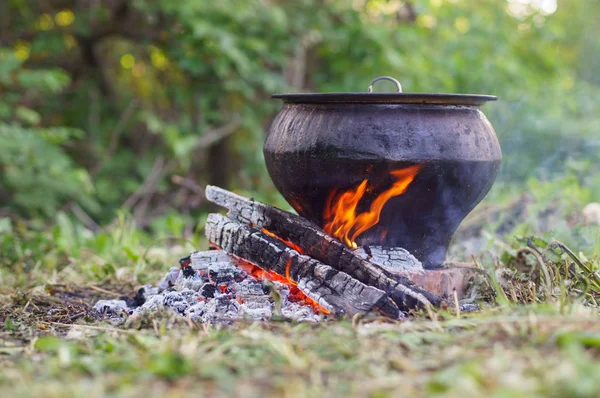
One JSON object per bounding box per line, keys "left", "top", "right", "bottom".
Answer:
{"left": 263, "top": 77, "right": 502, "bottom": 269}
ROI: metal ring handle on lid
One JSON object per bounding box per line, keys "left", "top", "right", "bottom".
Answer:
{"left": 368, "top": 76, "right": 403, "bottom": 93}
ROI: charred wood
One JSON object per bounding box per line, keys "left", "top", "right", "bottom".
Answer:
{"left": 205, "top": 185, "right": 445, "bottom": 310}
{"left": 205, "top": 213, "right": 400, "bottom": 319}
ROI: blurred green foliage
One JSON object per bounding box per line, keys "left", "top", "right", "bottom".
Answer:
{"left": 0, "top": 0, "right": 598, "bottom": 235}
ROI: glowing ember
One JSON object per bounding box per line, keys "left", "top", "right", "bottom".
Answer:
{"left": 261, "top": 228, "right": 304, "bottom": 254}
{"left": 284, "top": 259, "right": 297, "bottom": 286}
{"left": 236, "top": 259, "right": 330, "bottom": 314}
{"left": 207, "top": 226, "right": 330, "bottom": 314}
{"left": 230, "top": 228, "right": 328, "bottom": 314}
{"left": 323, "top": 164, "right": 423, "bottom": 249}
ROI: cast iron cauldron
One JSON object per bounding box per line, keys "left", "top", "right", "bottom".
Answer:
{"left": 264, "top": 77, "right": 502, "bottom": 269}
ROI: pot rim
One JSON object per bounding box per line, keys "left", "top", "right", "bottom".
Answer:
{"left": 272, "top": 92, "right": 497, "bottom": 106}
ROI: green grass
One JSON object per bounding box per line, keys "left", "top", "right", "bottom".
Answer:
{"left": 1, "top": 302, "right": 600, "bottom": 397}
{"left": 1, "top": 176, "right": 600, "bottom": 397}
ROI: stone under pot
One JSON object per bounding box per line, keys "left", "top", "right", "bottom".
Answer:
{"left": 264, "top": 77, "right": 502, "bottom": 269}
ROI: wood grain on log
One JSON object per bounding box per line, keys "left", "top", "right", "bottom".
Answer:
{"left": 205, "top": 213, "right": 400, "bottom": 318}
{"left": 205, "top": 185, "right": 444, "bottom": 310}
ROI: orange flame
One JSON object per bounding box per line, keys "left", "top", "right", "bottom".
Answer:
{"left": 323, "top": 164, "right": 423, "bottom": 249}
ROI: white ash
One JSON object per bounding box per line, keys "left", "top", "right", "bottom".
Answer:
{"left": 93, "top": 300, "right": 129, "bottom": 317}
{"left": 157, "top": 267, "right": 181, "bottom": 290}
{"left": 179, "top": 289, "right": 200, "bottom": 304}
{"left": 185, "top": 302, "right": 208, "bottom": 321}
{"left": 239, "top": 302, "right": 272, "bottom": 321}
{"left": 139, "top": 295, "right": 164, "bottom": 312}
{"left": 459, "top": 303, "right": 480, "bottom": 313}
{"left": 162, "top": 291, "right": 190, "bottom": 314}
{"left": 172, "top": 273, "right": 204, "bottom": 292}
{"left": 93, "top": 250, "right": 325, "bottom": 324}
{"left": 190, "top": 250, "right": 232, "bottom": 270}
{"left": 356, "top": 246, "right": 424, "bottom": 275}
{"left": 139, "top": 284, "right": 160, "bottom": 298}
{"left": 281, "top": 302, "right": 322, "bottom": 322}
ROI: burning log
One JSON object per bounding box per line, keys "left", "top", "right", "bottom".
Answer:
{"left": 205, "top": 213, "right": 401, "bottom": 318}
{"left": 205, "top": 185, "right": 444, "bottom": 310}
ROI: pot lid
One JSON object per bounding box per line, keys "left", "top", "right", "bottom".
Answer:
{"left": 273, "top": 76, "right": 497, "bottom": 106}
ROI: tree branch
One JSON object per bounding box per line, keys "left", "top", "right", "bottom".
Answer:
{"left": 194, "top": 116, "right": 242, "bottom": 150}
{"left": 122, "top": 156, "right": 166, "bottom": 210}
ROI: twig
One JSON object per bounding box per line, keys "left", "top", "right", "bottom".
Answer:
{"left": 108, "top": 117, "right": 238, "bottom": 227}
{"left": 453, "top": 289, "right": 461, "bottom": 318}
{"left": 132, "top": 190, "right": 153, "bottom": 224}
{"left": 193, "top": 117, "right": 242, "bottom": 150}
{"left": 68, "top": 312, "right": 87, "bottom": 321}
{"left": 69, "top": 203, "right": 101, "bottom": 232}
{"left": 171, "top": 175, "right": 205, "bottom": 195}
{"left": 122, "top": 156, "right": 165, "bottom": 210}
{"left": 87, "top": 285, "right": 123, "bottom": 297}
{"left": 134, "top": 202, "right": 172, "bottom": 228}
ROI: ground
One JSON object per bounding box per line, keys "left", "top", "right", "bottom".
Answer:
{"left": 1, "top": 287, "right": 600, "bottom": 397}
{"left": 1, "top": 182, "right": 600, "bottom": 397}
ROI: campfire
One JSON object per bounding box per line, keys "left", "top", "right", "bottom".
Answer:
{"left": 202, "top": 184, "right": 444, "bottom": 319}
{"left": 95, "top": 76, "right": 499, "bottom": 323}
{"left": 95, "top": 183, "right": 451, "bottom": 323}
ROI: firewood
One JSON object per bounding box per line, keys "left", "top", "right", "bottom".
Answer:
{"left": 205, "top": 213, "right": 401, "bottom": 318}
{"left": 205, "top": 185, "right": 444, "bottom": 310}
